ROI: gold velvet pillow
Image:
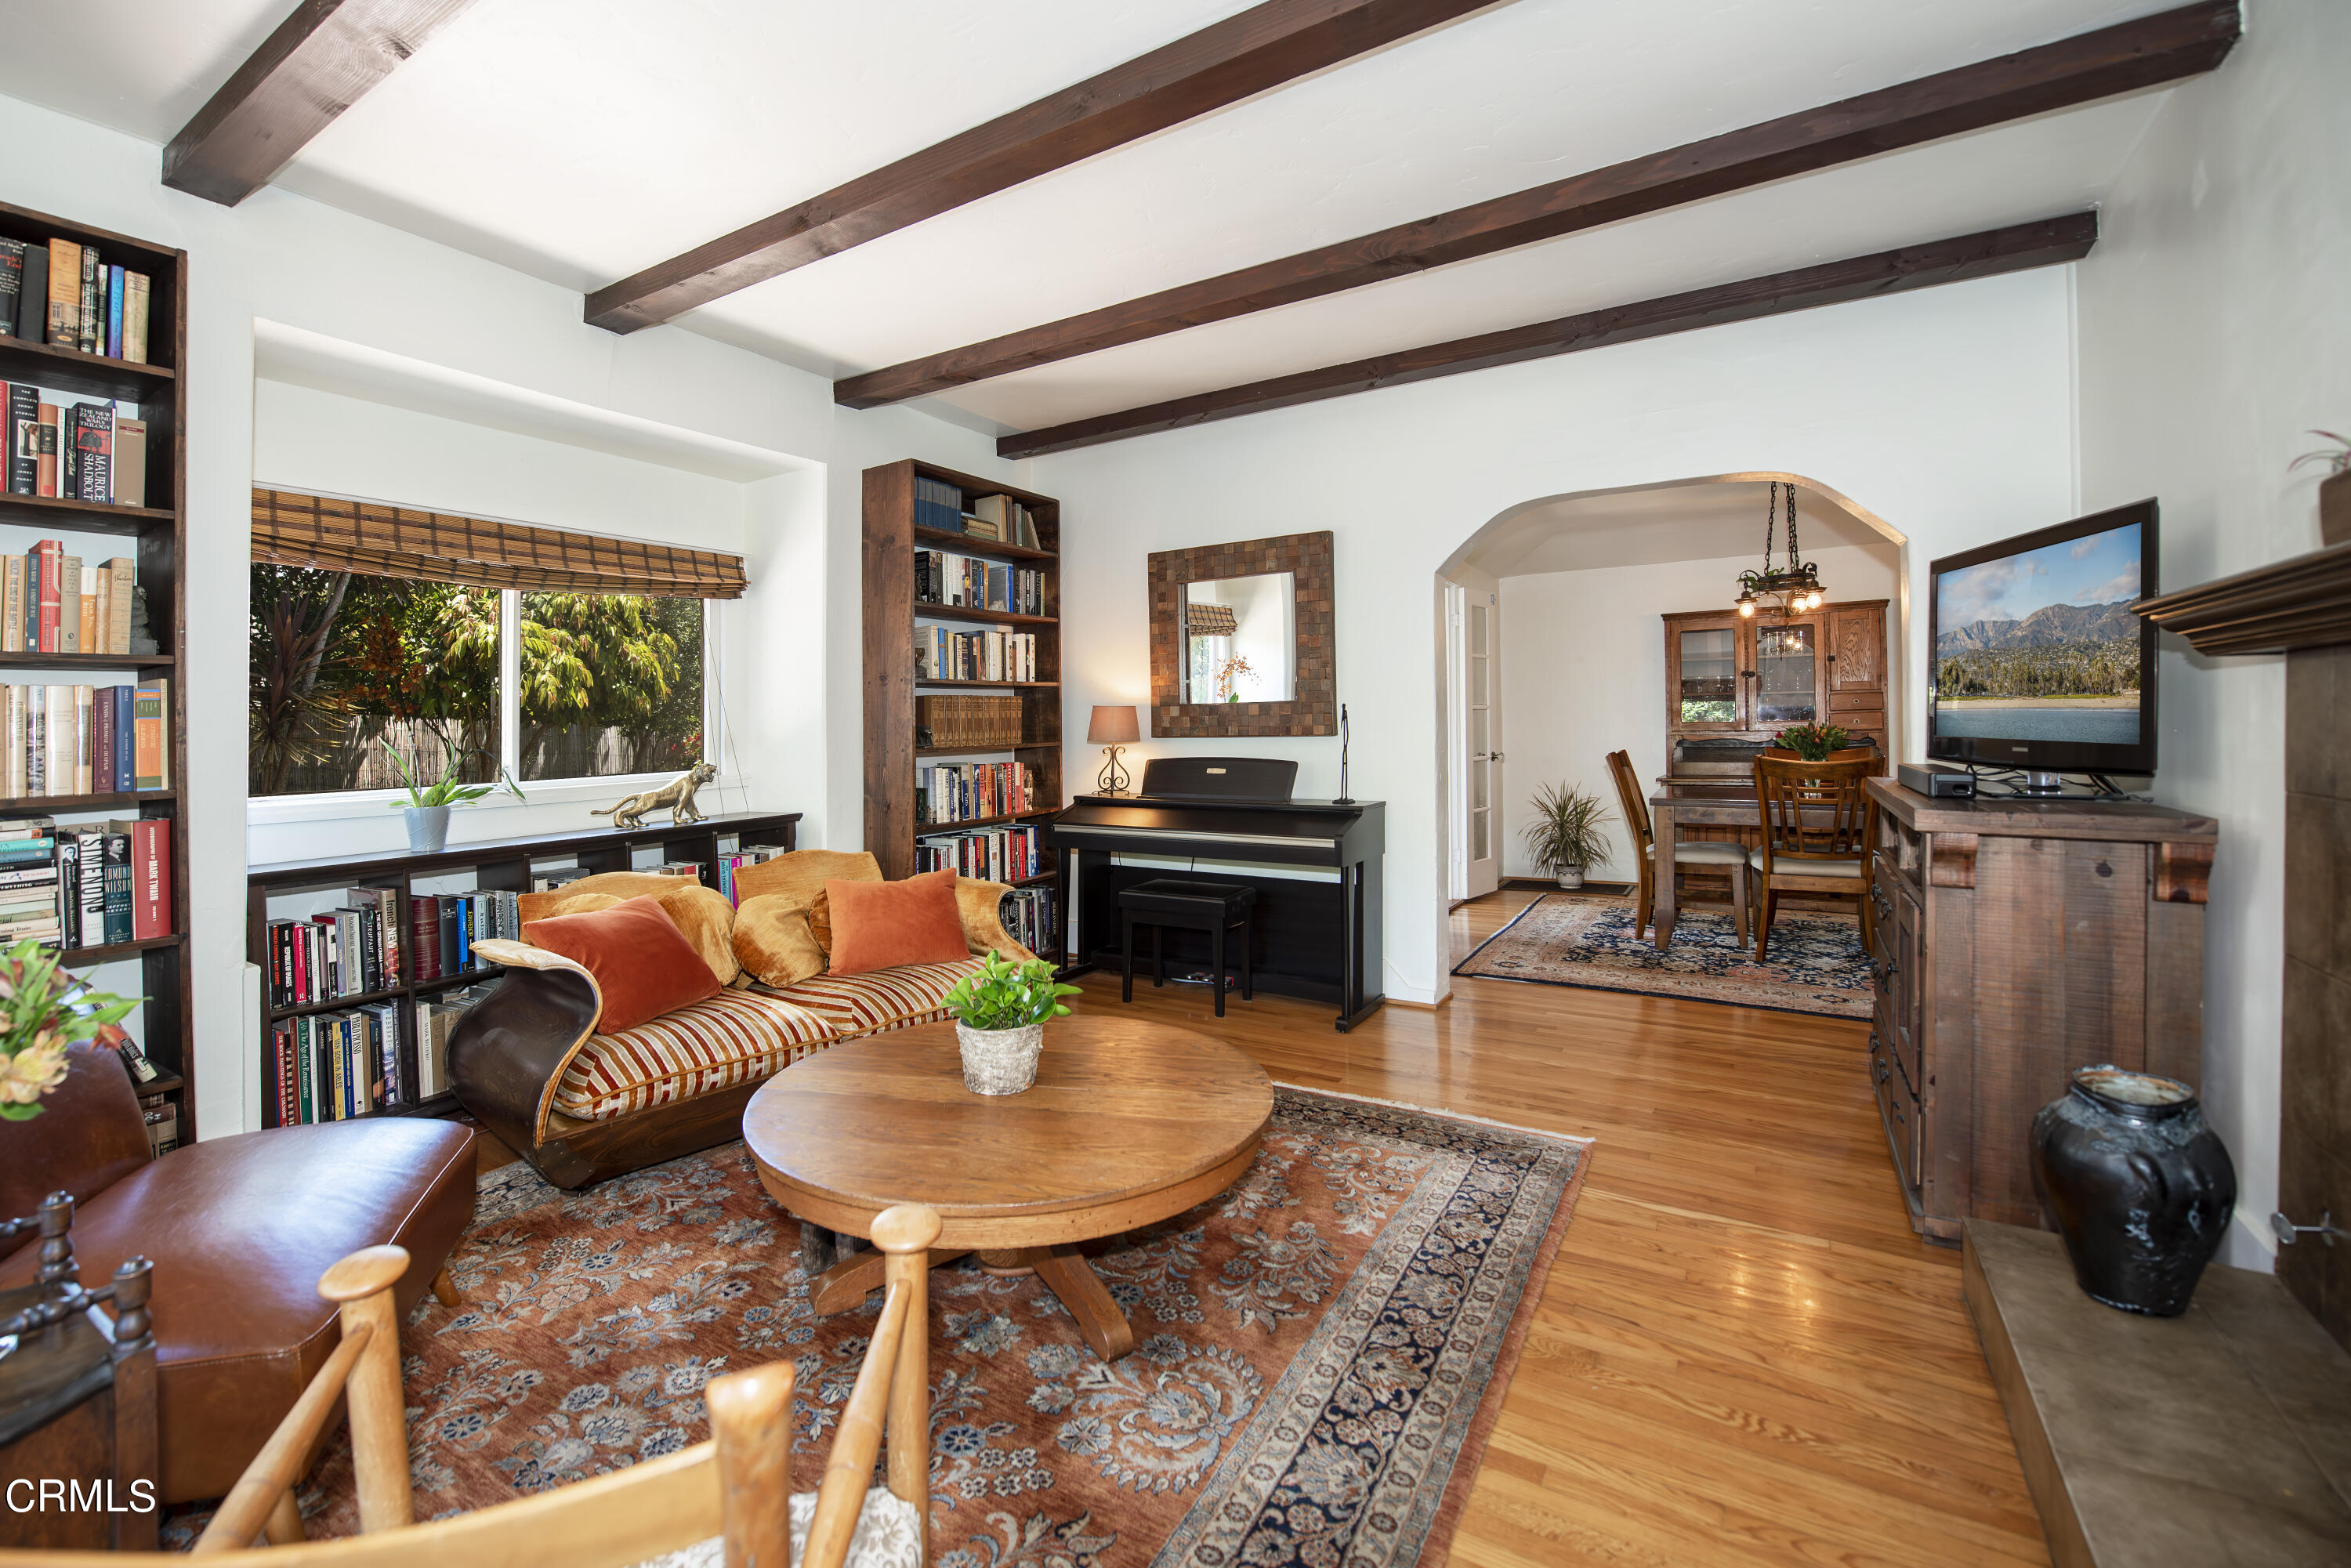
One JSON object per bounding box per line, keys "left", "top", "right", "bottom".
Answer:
{"left": 730, "top": 850, "right": 882, "bottom": 911}
{"left": 733, "top": 894, "right": 828, "bottom": 990}
{"left": 517, "top": 871, "right": 695, "bottom": 926}
{"left": 657, "top": 882, "right": 741, "bottom": 987}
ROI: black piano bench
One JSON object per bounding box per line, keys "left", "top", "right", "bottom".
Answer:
{"left": 1118, "top": 880, "right": 1257, "bottom": 1019}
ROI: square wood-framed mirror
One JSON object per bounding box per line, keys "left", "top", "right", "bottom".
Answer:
{"left": 1149, "top": 531, "right": 1335, "bottom": 737}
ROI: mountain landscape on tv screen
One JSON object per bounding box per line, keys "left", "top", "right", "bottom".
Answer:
{"left": 1935, "top": 599, "right": 2141, "bottom": 655}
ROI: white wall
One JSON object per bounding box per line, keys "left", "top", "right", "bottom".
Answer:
{"left": 0, "top": 89, "right": 1008, "bottom": 1140}
{"left": 1030, "top": 267, "right": 2077, "bottom": 1005}
{"left": 1496, "top": 543, "right": 1899, "bottom": 880}
{"left": 2074, "top": 0, "right": 2351, "bottom": 1268}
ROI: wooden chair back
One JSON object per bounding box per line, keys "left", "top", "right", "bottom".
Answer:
{"left": 1752, "top": 755, "right": 1875, "bottom": 874}
{"left": 1604, "top": 750, "right": 1653, "bottom": 852}
{"left": 162, "top": 1206, "right": 945, "bottom": 1568}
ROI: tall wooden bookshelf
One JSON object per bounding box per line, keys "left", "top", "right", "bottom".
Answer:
{"left": 0, "top": 201, "right": 192, "bottom": 1136}
{"left": 861, "top": 460, "right": 1063, "bottom": 959}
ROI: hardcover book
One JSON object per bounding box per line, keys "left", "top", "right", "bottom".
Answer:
{"left": 122, "top": 273, "right": 148, "bottom": 364}
{"left": 100, "top": 821, "right": 132, "bottom": 945}
{"left": 14, "top": 245, "right": 45, "bottom": 342}
{"left": 45, "top": 239, "right": 78, "bottom": 348}
{"left": 110, "top": 418, "right": 144, "bottom": 509}
{"left": 0, "top": 240, "right": 19, "bottom": 337}
{"left": 129, "top": 817, "right": 169, "bottom": 939}
{"left": 70, "top": 405, "right": 110, "bottom": 504}
{"left": 5, "top": 383, "right": 34, "bottom": 496}
{"left": 74, "top": 244, "right": 98, "bottom": 355}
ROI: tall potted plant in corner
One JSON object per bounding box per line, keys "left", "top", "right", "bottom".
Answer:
{"left": 940, "top": 951, "right": 1081, "bottom": 1096}
{"left": 381, "top": 737, "right": 525, "bottom": 853}
{"left": 1522, "top": 782, "right": 1614, "bottom": 890}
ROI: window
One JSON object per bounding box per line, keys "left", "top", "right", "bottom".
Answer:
{"left": 250, "top": 565, "right": 706, "bottom": 798}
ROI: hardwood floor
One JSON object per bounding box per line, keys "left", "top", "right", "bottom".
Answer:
{"left": 1080, "top": 889, "right": 2049, "bottom": 1567}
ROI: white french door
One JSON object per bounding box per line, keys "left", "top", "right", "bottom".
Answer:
{"left": 1465, "top": 590, "right": 1500, "bottom": 897}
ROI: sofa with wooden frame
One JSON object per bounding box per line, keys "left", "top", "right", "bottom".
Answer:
{"left": 449, "top": 854, "right": 1035, "bottom": 1190}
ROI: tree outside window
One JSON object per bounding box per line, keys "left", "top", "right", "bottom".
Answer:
{"left": 250, "top": 564, "right": 705, "bottom": 797}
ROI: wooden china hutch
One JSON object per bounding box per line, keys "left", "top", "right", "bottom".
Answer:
{"left": 1660, "top": 598, "right": 1889, "bottom": 849}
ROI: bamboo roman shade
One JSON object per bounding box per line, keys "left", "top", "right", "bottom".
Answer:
{"left": 250, "top": 489, "right": 748, "bottom": 599}
{"left": 1183, "top": 602, "right": 1238, "bottom": 636}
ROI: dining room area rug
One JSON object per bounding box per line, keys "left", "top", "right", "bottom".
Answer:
{"left": 168, "top": 1086, "right": 1587, "bottom": 1568}
{"left": 1453, "top": 891, "right": 1873, "bottom": 1019}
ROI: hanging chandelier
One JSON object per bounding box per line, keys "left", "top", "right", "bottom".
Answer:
{"left": 1735, "top": 481, "right": 1827, "bottom": 617}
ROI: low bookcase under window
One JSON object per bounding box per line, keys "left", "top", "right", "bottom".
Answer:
{"left": 862, "top": 459, "right": 1065, "bottom": 965}
{"left": 245, "top": 810, "right": 800, "bottom": 1129}
{"left": 0, "top": 199, "right": 190, "bottom": 1143}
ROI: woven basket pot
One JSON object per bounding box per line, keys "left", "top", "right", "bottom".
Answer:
{"left": 956, "top": 1021, "right": 1045, "bottom": 1095}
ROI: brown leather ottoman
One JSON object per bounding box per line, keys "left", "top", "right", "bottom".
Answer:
{"left": 0, "top": 1114, "right": 476, "bottom": 1503}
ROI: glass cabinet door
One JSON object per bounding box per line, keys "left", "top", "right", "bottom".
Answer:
{"left": 1754, "top": 622, "right": 1819, "bottom": 726}
{"left": 1675, "top": 625, "right": 1741, "bottom": 726}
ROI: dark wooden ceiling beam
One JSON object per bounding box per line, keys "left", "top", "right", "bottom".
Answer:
{"left": 161, "top": 0, "right": 480, "bottom": 207}
{"left": 584, "top": 0, "right": 1509, "bottom": 335}
{"left": 847, "top": 1, "right": 2235, "bottom": 410}
{"left": 994, "top": 213, "right": 2098, "bottom": 458}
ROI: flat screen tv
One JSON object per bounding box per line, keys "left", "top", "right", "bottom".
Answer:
{"left": 1928, "top": 499, "right": 2157, "bottom": 784}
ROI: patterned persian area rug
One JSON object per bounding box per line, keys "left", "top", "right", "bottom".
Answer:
{"left": 168, "top": 1087, "right": 1586, "bottom": 1568}
{"left": 1453, "top": 892, "right": 1872, "bottom": 1019}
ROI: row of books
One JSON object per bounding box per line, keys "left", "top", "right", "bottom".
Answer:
{"left": 264, "top": 979, "right": 498, "bottom": 1127}
{"left": 915, "top": 823, "right": 1045, "bottom": 883}
{"left": 0, "top": 237, "right": 153, "bottom": 362}
{"left": 915, "top": 626, "right": 1040, "bottom": 683}
{"left": 917, "top": 761, "right": 1038, "bottom": 827}
{"left": 0, "top": 682, "right": 169, "bottom": 798}
{"left": 911, "top": 477, "right": 1045, "bottom": 551}
{"left": 2, "top": 545, "right": 139, "bottom": 653}
{"left": 916, "top": 552, "right": 1046, "bottom": 616}
{"left": 265, "top": 887, "right": 522, "bottom": 1008}
{"left": 5, "top": 393, "right": 146, "bottom": 507}
{"left": 999, "top": 887, "right": 1058, "bottom": 958}
{"left": 0, "top": 815, "right": 172, "bottom": 950}
{"left": 413, "top": 890, "right": 523, "bottom": 981}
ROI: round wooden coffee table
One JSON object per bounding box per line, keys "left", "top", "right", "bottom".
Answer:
{"left": 743, "top": 1015, "right": 1272, "bottom": 1360}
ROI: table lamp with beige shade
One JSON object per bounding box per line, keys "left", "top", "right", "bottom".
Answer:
{"left": 1088, "top": 704, "right": 1139, "bottom": 795}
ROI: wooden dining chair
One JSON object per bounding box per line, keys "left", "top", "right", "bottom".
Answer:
{"left": 1750, "top": 754, "right": 1877, "bottom": 961}
{"left": 1606, "top": 749, "right": 1751, "bottom": 946}
{"left": 153, "top": 1205, "right": 944, "bottom": 1568}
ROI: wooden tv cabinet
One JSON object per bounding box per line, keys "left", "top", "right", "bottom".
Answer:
{"left": 1864, "top": 780, "right": 2218, "bottom": 1244}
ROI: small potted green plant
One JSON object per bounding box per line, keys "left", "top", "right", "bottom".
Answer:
{"left": 381, "top": 737, "right": 525, "bottom": 853}
{"left": 2290, "top": 429, "right": 2350, "bottom": 546}
{"left": 1522, "top": 781, "right": 1614, "bottom": 890}
{"left": 940, "top": 951, "right": 1081, "bottom": 1095}
{"left": 0, "top": 942, "right": 142, "bottom": 1121}
{"left": 1770, "top": 722, "right": 1852, "bottom": 762}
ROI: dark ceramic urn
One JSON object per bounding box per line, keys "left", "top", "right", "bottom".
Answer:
{"left": 2030, "top": 1066, "right": 2237, "bottom": 1316}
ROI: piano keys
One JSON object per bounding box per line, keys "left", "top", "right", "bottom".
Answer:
{"left": 1049, "top": 756, "right": 1384, "bottom": 1031}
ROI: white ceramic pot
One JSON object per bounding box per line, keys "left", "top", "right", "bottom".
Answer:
{"left": 1556, "top": 864, "right": 1585, "bottom": 889}
{"left": 956, "top": 1021, "right": 1045, "bottom": 1095}
{"left": 404, "top": 805, "right": 451, "bottom": 854}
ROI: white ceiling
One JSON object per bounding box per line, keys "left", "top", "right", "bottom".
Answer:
{"left": 1462, "top": 479, "right": 1895, "bottom": 578}
{"left": 0, "top": 0, "right": 2190, "bottom": 437}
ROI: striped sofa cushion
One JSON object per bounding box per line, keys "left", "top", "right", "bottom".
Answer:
{"left": 765, "top": 958, "right": 985, "bottom": 1040}
{"left": 553, "top": 987, "right": 839, "bottom": 1123}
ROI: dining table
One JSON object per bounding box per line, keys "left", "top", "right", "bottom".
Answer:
{"left": 1646, "top": 782, "right": 1860, "bottom": 950}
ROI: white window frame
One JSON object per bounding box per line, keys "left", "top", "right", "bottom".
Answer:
{"left": 246, "top": 586, "right": 720, "bottom": 825}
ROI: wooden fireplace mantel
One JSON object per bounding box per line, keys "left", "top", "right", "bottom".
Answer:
{"left": 2134, "top": 538, "right": 2351, "bottom": 654}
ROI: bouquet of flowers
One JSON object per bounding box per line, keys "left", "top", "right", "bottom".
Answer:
{"left": 0, "top": 941, "right": 142, "bottom": 1119}
{"left": 1770, "top": 722, "right": 1851, "bottom": 762}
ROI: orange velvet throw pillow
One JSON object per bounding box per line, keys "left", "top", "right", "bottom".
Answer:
{"left": 525, "top": 896, "right": 721, "bottom": 1034}
{"left": 824, "top": 869, "right": 970, "bottom": 976}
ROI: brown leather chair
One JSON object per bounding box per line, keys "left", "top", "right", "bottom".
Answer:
{"left": 0, "top": 1044, "right": 477, "bottom": 1505}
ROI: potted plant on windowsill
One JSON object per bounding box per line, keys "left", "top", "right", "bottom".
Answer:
{"left": 1522, "top": 781, "right": 1614, "bottom": 890}
{"left": 940, "top": 951, "right": 1081, "bottom": 1096}
{"left": 2291, "top": 429, "right": 2350, "bottom": 547}
{"left": 382, "top": 737, "right": 525, "bottom": 853}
